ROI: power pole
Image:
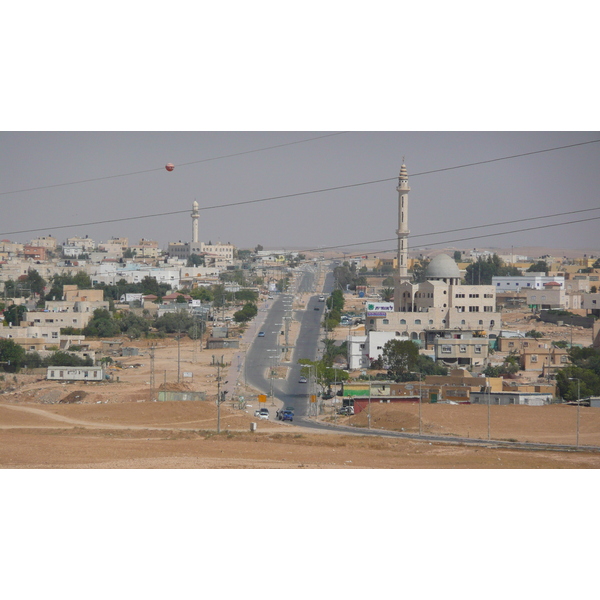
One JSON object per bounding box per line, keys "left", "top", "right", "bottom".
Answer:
{"left": 149, "top": 345, "right": 155, "bottom": 402}
{"left": 177, "top": 328, "right": 181, "bottom": 384}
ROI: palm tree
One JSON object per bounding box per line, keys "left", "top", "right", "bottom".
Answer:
{"left": 381, "top": 287, "right": 395, "bottom": 302}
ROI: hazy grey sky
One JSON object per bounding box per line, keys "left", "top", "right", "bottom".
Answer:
{"left": 1, "top": 131, "right": 598, "bottom": 253}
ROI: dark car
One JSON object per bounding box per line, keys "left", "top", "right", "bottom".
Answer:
{"left": 279, "top": 409, "right": 294, "bottom": 422}
{"left": 314, "top": 306, "right": 320, "bottom": 311}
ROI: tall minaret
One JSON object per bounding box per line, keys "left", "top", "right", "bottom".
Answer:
{"left": 396, "top": 162, "right": 410, "bottom": 281}
{"left": 191, "top": 200, "right": 199, "bottom": 243}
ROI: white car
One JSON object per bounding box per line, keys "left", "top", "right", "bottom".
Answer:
{"left": 258, "top": 408, "right": 269, "bottom": 420}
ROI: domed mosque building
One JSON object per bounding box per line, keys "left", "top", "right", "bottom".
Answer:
{"left": 361, "top": 162, "right": 502, "bottom": 368}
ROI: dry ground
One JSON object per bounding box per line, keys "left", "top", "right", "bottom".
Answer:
{"left": 1, "top": 399, "right": 599, "bottom": 468}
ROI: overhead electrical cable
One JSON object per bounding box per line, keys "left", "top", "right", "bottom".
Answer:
{"left": 0, "top": 132, "right": 348, "bottom": 196}
{"left": 302, "top": 214, "right": 600, "bottom": 260}
{"left": 1, "top": 138, "right": 598, "bottom": 238}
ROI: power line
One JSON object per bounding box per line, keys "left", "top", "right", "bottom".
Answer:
{"left": 0, "top": 132, "right": 348, "bottom": 197}
{"left": 1, "top": 138, "right": 598, "bottom": 238}
{"left": 289, "top": 205, "right": 600, "bottom": 254}
{"left": 312, "top": 213, "right": 600, "bottom": 261}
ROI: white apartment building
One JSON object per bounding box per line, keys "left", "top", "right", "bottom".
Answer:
{"left": 492, "top": 275, "right": 565, "bottom": 292}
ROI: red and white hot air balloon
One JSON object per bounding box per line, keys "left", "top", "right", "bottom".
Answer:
{"left": 165, "top": 163, "right": 175, "bottom": 172}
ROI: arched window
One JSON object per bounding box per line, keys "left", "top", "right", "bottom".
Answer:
{"left": 415, "top": 319, "right": 421, "bottom": 325}
{"left": 400, "top": 319, "right": 406, "bottom": 325}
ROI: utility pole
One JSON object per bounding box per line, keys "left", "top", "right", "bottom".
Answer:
{"left": 569, "top": 377, "right": 581, "bottom": 447}
{"left": 216, "top": 355, "right": 225, "bottom": 433}
{"left": 487, "top": 379, "right": 491, "bottom": 441}
{"left": 418, "top": 372, "right": 422, "bottom": 436}
{"left": 368, "top": 374, "right": 372, "bottom": 429}
{"left": 177, "top": 328, "right": 181, "bottom": 384}
{"left": 149, "top": 345, "right": 155, "bottom": 402}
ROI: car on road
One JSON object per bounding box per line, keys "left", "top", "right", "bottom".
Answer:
{"left": 299, "top": 376, "right": 308, "bottom": 383}
{"left": 314, "top": 306, "right": 320, "bottom": 311}
{"left": 258, "top": 331, "right": 265, "bottom": 337}
{"left": 258, "top": 408, "right": 269, "bottom": 420}
{"left": 318, "top": 295, "right": 325, "bottom": 302}
{"left": 278, "top": 409, "right": 294, "bottom": 422}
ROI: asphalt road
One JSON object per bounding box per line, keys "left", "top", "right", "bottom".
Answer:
{"left": 244, "top": 264, "right": 333, "bottom": 417}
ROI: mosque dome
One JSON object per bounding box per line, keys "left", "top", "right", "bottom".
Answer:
{"left": 425, "top": 253, "right": 461, "bottom": 279}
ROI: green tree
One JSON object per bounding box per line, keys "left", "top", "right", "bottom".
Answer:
{"left": 527, "top": 261, "right": 549, "bottom": 274}
{"left": 189, "top": 287, "right": 213, "bottom": 302}
{"left": 82, "top": 308, "right": 121, "bottom": 338}
{"left": 525, "top": 329, "right": 544, "bottom": 338}
{"left": 381, "top": 288, "right": 395, "bottom": 302}
{"left": 298, "top": 358, "right": 349, "bottom": 391}
{"left": 154, "top": 311, "right": 193, "bottom": 334}
{"left": 73, "top": 271, "right": 92, "bottom": 289}
{"left": 453, "top": 251, "right": 462, "bottom": 262}
{"left": 465, "top": 254, "right": 520, "bottom": 285}
{"left": 233, "top": 302, "right": 258, "bottom": 323}
{"left": 411, "top": 258, "right": 430, "bottom": 283}
{"left": 381, "top": 339, "right": 419, "bottom": 381}
{"left": 24, "top": 269, "right": 46, "bottom": 296}
{"left": 45, "top": 351, "right": 93, "bottom": 367}
{"left": 0, "top": 338, "right": 26, "bottom": 372}
{"left": 4, "top": 304, "right": 27, "bottom": 326}
{"left": 187, "top": 253, "right": 205, "bottom": 267}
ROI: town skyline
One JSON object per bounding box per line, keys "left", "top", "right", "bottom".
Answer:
{"left": 1, "top": 132, "right": 599, "bottom": 254}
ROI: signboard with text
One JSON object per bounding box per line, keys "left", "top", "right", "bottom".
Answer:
{"left": 366, "top": 302, "right": 394, "bottom": 317}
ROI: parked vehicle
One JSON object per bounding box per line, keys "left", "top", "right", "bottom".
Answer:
{"left": 299, "top": 376, "right": 308, "bottom": 383}
{"left": 258, "top": 408, "right": 269, "bottom": 420}
{"left": 338, "top": 406, "right": 354, "bottom": 416}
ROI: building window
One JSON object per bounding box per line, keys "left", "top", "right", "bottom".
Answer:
{"left": 400, "top": 319, "right": 406, "bottom": 325}
{"left": 561, "top": 355, "right": 568, "bottom": 363}
{"left": 383, "top": 319, "right": 389, "bottom": 325}
{"left": 441, "top": 345, "right": 452, "bottom": 353}
{"left": 415, "top": 319, "right": 421, "bottom": 325}
{"left": 475, "top": 346, "right": 482, "bottom": 353}
{"left": 460, "top": 345, "right": 467, "bottom": 353}
{"left": 531, "top": 355, "right": 538, "bottom": 363}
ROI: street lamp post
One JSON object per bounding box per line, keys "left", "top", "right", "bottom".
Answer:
{"left": 569, "top": 377, "right": 581, "bottom": 447}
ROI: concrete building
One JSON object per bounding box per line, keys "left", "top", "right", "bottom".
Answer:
{"left": 434, "top": 336, "right": 489, "bottom": 368}
{"left": 66, "top": 236, "right": 96, "bottom": 252}
{"left": 387, "top": 253, "right": 501, "bottom": 342}
{"left": 492, "top": 275, "right": 565, "bottom": 292}
{"left": 582, "top": 293, "right": 600, "bottom": 317}
{"left": 47, "top": 366, "right": 104, "bottom": 382}
{"left": 470, "top": 391, "right": 552, "bottom": 406}
{"left": 29, "top": 236, "right": 58, "bottom": 251}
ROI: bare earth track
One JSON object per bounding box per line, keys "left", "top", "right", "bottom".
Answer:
{"left": 1, "top": 400, "right": 599, "bottom": 468}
